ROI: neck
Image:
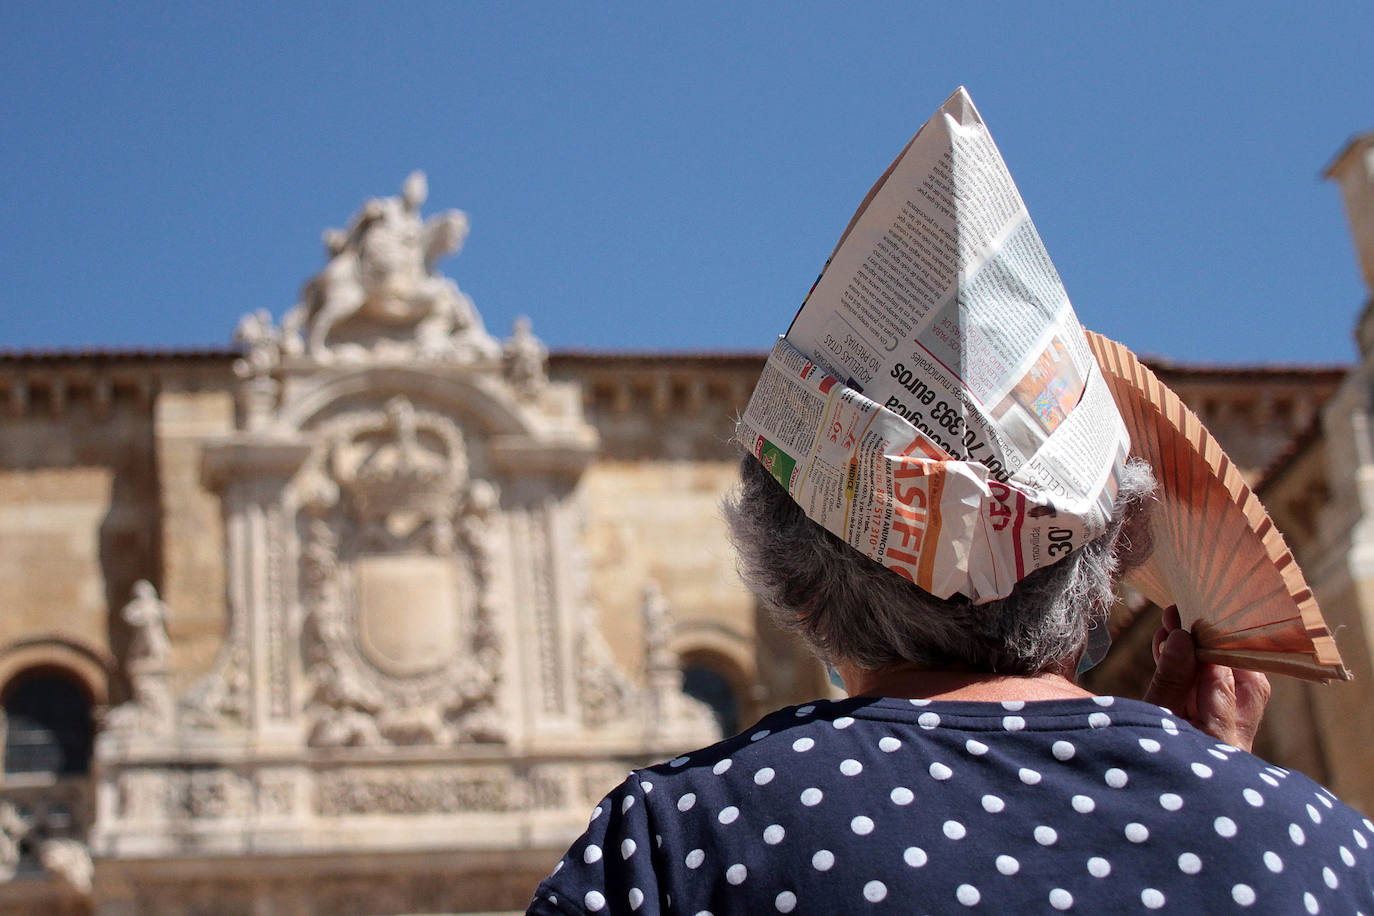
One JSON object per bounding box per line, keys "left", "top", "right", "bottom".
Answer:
{"left": 837, "top": 663, "right": 1092, "bottom": 703}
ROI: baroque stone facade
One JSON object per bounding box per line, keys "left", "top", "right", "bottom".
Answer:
{"left": 0, "top": 161, "right": 1371, "bottom": 913}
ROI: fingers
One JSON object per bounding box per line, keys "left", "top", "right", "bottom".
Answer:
{"left": 1151, "top": 606, "right": 1183, "bottom": 663}
{"left": 1143, "top": 629, "right": 1197, "bottom": 715}
{"left": 1193, "top": 664, "right": 1239, "bottom": 747}
{"left": 1230, "top": 669, "right": 1272, "bottom": 753}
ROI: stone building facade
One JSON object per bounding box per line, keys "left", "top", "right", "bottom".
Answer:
{"left": 0, "top": 157, "right": 1370, "bottom": 913}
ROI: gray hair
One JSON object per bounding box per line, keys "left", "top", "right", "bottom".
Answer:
{"left": 723, "top": 454, "right": 1156, "bottom": 675}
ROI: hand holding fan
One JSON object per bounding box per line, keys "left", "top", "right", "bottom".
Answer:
{"left": 1086, "top": 331, "right": 1350, "bottom": 683}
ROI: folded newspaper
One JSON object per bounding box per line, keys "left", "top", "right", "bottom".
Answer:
{"left": 738, "top": 87, "right": 1130, "bottom": 603}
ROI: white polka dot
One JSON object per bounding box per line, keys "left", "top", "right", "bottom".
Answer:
{"left": 792, "top": 737, "right": 815, "bottom": 752}
{"left": 909, "top": 697, "right": 931, "bottom": 706}
{"left": 628, "top": 887, "right": 644, "bottom": 911}
{"left": 1088, "top": 712, "right": 1111, "bottom": 728}
{"left": 553, "top": 860, "right": 564, "bottom": 875}
{"left": 1192, "top": 762, "right": 1213, "bottom": 779}
{"left": 670, "top": 756, "right": 689, "bottom": 768}
{"left": 851, "top": 815, "right": 874, "bottom": 835}
{"left": 677, "top": 793, "right": 696, "bottom": 812}
{"left": 718, "top": 806, "right": 739, "bottom": 825}
{"left": 751, "top": 729, "right": 770, "bottom": 741}
{"left": 591, "top": 805, "right": 605, "bottom": 820}
{"left": 1178, "top": 852, "right": 1201, "bottom": 874}
{"left": 622, "top": 795, "right": 636, "bottom": 812}
{"left": 1215, "top": 816, "right": 1237, "bottom": 838}
{"left": 764, "top": 824, "right": 785, "bottom": 845}
{"left": 1304, "top": 891, "right": 1319, "bottom": 914}
{"left": 1003, "top": 715, "right": 1026, "bottom": 731}
{"left": 965, "top": 739, "right": 988, "bottom": 755}
{"left": 775, "top": 891, "right": 797, "bottom": 913}
{"left": 1160, "top": 792, "right": 1183, "bottom": 811}
{"left": 1094, "top": 695, "right": 1116, "bottom": 706}
{"left": 943, "top": 820, "right": 966, "bottom": 840}
{"left": 833, "top": 716, "right": 854, "bottom": 729}
{"left": 929, "top": 762, "right": 952, "bottom": 780}
{"left": 1053, "top": 740, "right": 1076, "bottom": 761}
{"left": 755, "top": 767, "right": 775, "bottom": 785}
{"left": 1263, "top": 850, "right": 1283, "bottom": 872}
{"left": 1232, "top": 884, "right": 1255, "bottom": 906}
{"left": 1161, "top": 718, "right": 1179, "bottom": 736}
{"left": 1217, "top": 742, "right": 1238, "bottom": 753}
{"left": 1139, "top": 738, "right": 1161, "bottom": 753}
{"left": 982, "top": 794, "right": 1005, "bottom": 813}
{"left": 1105, "top": 768, "right": 1128, "bottom": 788}
{"left": 713, "top": 758, "right": 733, "bottom": 775}
{"left": 904, "top": 846, "right": 928, "bottom": 867}
{"left": 1088, "top": 856, "right": 1111, "bottom": 877}
{"left": 1035, "top": 825, "right": 1058, "bottom": 846}
{"left": 1125, "top": 822, "right": 1149, "bottom": 843}
{"left": 1318, "top": 793, "right": 1334, "bottom": 809}
{"left": 1142, "top": 888, "right": 1166, "bottom": 909}
{"left": 840, "top": 758, "right": 863, "bottom": 776}
{"left": 726, "top": 863, "right": 747, "bottom": 885}
{"left": 1307, "top": 803, "right": 1323, "bottom": 824}
{"left": 641, "top": 780, "right": 653, "bottom": 794}
{"left": 1290, "top": 823, "right": 1306, "bottom": 845}
{"left": 685, "top": 848, "right": 704, "bottom": 869}
{"left": 879, "top": 736, "right": 901, "bottom": 752}
{"left": 1356, "top": 829, "right": 1370, "bottom": 850}
{"left": 812, "top": 849, "right": 834, "bottom": 871}
{"left": 584, "top": 845, "right": 603, "bottom": 864}
{"left": 1340, "top": 846, "right": 1356, "bottom": 867}
{"left": 1002, "top": 700, "right": 1025, "bottom": 711}
{"left": 863, "top": 880, "right": 887, "bottom": 903}
{"left": 1049, "top": 888, "right": 1074, "bottom": 910}
{"left": 1243, "top": 788, "right": 1264, "bottom": 806}
{"left": 548, "top": 894, "right": 558, "bottom": 904}
{"left": 891, "top": 786, "right": 914, "bottom": 806}
{"left": 1323, "top": 866, "right": 1338, "bottom": 889}
{"left": 1019, "top": 768, "right": 1042, "bottom": 785}
{"left": 655, "top": 835, "right": 662, "bottom": 847}
{"left": 693, "top": 911, "right": 712, "bottom": 916}
{"left": 1072, "top": 794, "right": 1095, "bottom": 813}
{"left": 584, "top": 891, "right": 606, "bottom": 912}
{"left": 621, "top": 839, "right": 637, "bottom": 859}
{"left": 956, "top": 884, "right": 981, "bottom": 907}
{"left": 1261, "top": 773, "right": 1279, "bottom": 787}
{"left": 795, "top": 705, "right": 815, "bottom": 717}
{"left": 801, "top": 788, "right": 823, "bottom": 806}
{"left": 919, "top": 712, "right": 941, "bottom": 729}
{"left": 996, "top": 855, "right": 1019, "bottom": 875}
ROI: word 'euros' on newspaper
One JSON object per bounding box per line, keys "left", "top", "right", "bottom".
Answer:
{"left": 738, "top": 87, "right": 1130, "bottom": 603}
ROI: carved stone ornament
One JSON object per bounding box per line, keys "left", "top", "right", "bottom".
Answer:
{"left": 297, "top": 396, "right": 505, "bottom": 746}
{"left": 104, "top": 580, "right": 176, "bottom": 736}
{"left": 268, "top": 171, "right": 502, "bottom": 365}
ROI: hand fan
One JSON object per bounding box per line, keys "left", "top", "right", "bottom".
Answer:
{"left": 1085, "top": 331, "right": 1350, "bottom": 683}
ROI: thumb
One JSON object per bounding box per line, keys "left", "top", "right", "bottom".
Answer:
{"left": 1143, "top": 629, "right": 1196, "bottom": 714}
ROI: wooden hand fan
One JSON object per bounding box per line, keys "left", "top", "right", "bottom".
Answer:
{"left": 1085, "top": 331, "right": 1350, "bottom": 683}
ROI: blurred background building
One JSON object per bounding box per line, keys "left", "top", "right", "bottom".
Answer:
{"left": 1, "top": 138, "right": 1373, "bottom": 912}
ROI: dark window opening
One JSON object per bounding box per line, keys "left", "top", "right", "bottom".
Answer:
{"left": 3, "top": 674, "right": 93, "bottom": 777}
{"left": 681, "top": 665, "right": 739, "bottom": 737}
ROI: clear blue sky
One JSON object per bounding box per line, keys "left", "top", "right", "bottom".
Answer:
{"left": 2, "top": 2, "right": 1370, "bottom": 364}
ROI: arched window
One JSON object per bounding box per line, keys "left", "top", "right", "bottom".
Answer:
{"left": 681, "top": 664, "right": 740, "bottom": 737}
{"left": 3, "top": 671, "right": 93, "bottom": 778}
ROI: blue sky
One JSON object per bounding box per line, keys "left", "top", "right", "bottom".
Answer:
{"left": 2, "top": 2, "right": 1370, "bottom": 364}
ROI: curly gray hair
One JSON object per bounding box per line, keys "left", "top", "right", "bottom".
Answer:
{"left": 723, "top": 454, "right": 1156, "bottom": 675}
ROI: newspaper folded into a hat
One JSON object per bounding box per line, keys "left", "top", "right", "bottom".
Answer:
{"left": 738, "top": 87, "right": 1130, "bottom": 603}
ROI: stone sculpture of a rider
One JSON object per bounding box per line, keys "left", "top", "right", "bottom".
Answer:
{"left": 281, "top": 171, "right": 495, "bottom": 361}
